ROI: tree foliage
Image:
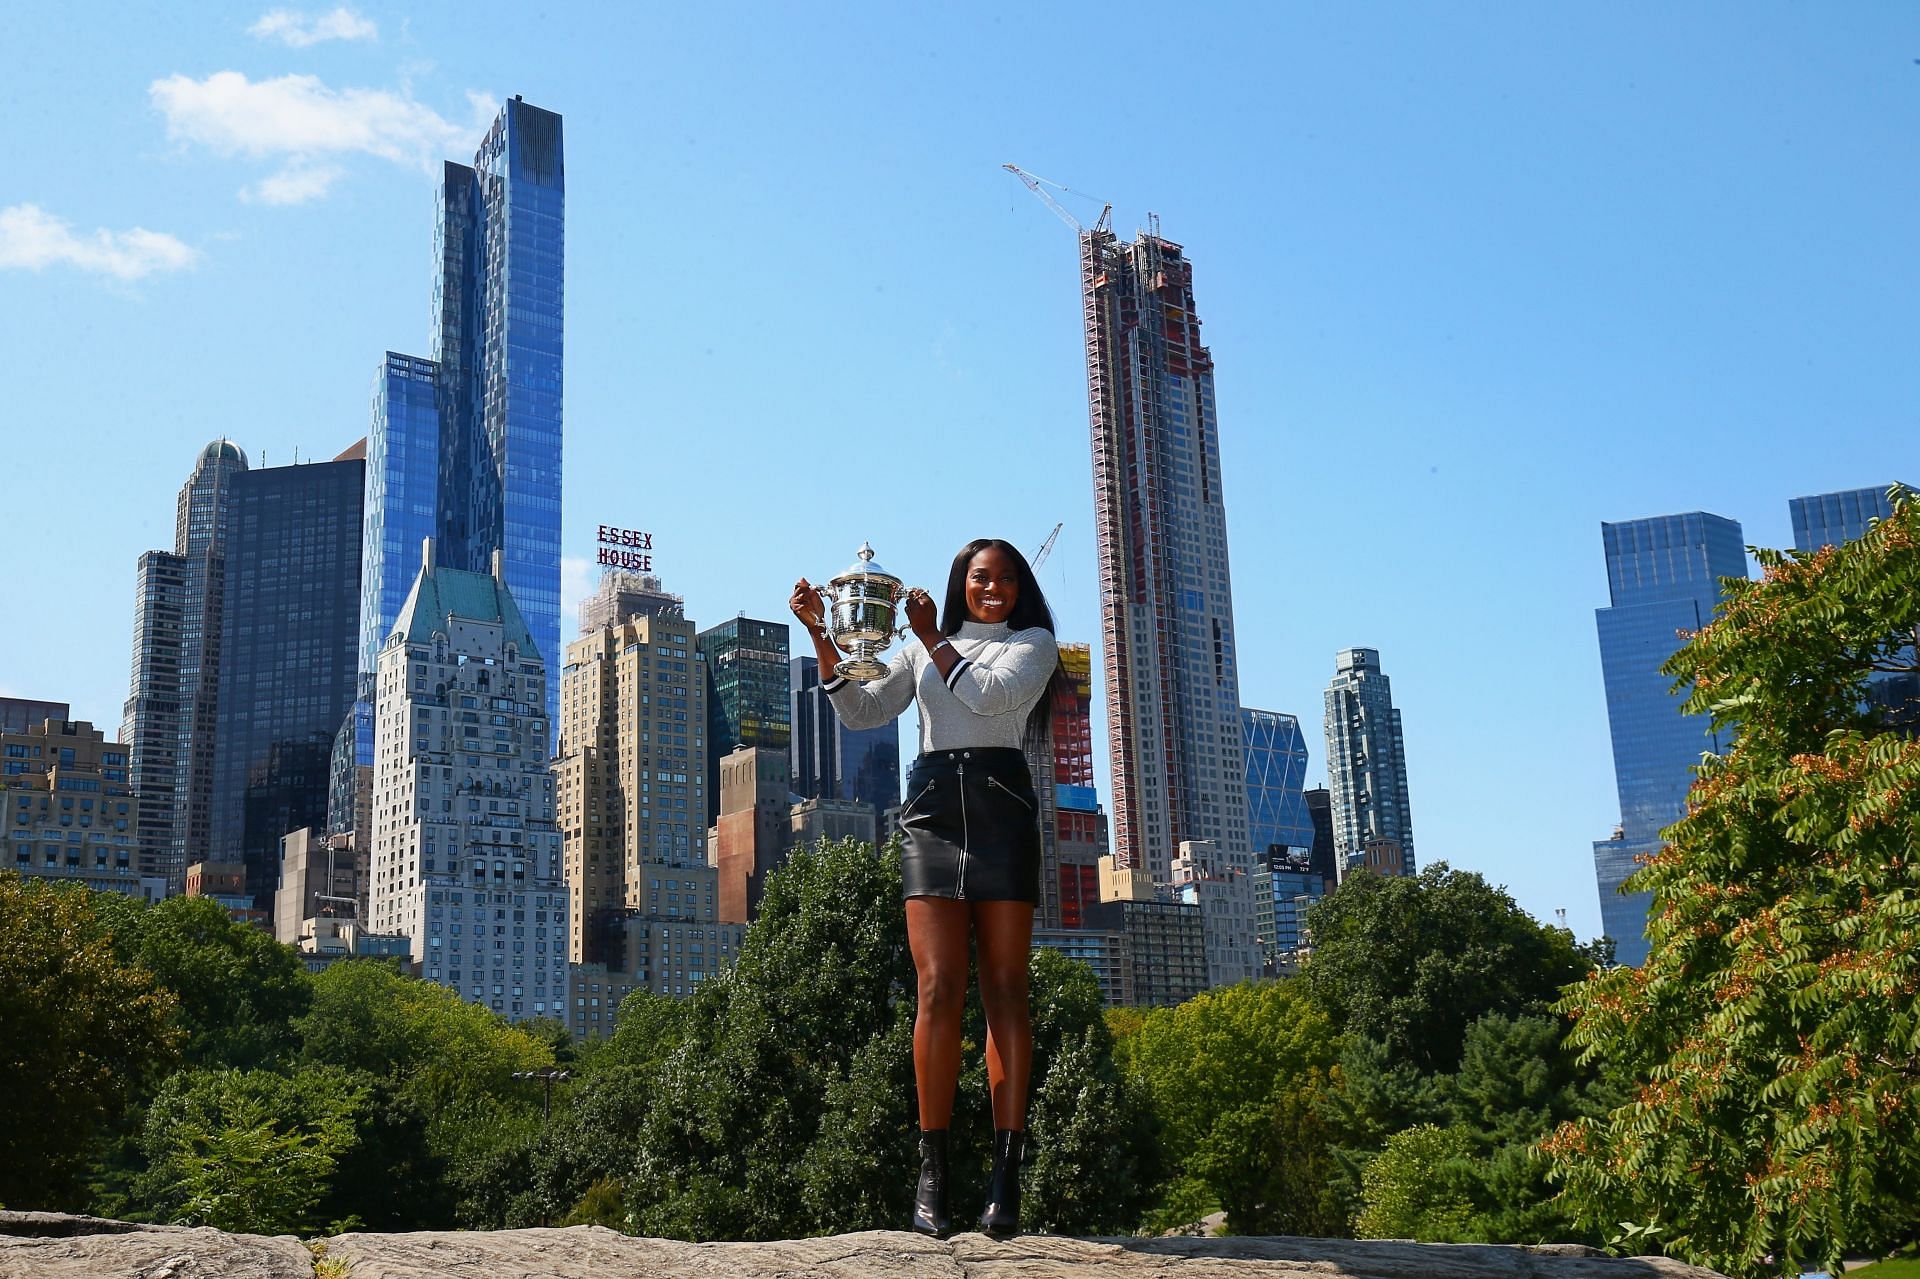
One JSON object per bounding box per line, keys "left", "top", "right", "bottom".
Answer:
{"left": 1301, "top": 863, "right": 1594, "bottom": 1075}
{"left": 1547, "top": 488, "right": 1920, "bottom": 1278}
{"left": 625, "top": 837, "right": 1154, "bottom": 1240}
{"left": 0, "top": 874, "right": 182, "bottom": 1208}
{"left": 1119, "top": 980, "right": 1344, "bottom": 1235}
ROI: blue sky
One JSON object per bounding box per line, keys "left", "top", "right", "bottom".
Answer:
{"left": 3, "top": 3, "right": 1914, "bottom": 941}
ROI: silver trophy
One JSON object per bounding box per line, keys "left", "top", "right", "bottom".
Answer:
{"left": 823, "top": 542, "right": 909, "bottom": 682}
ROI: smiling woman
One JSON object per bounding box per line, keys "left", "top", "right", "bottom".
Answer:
{"left": 790, "top": 536, "right": 1063, "bottom": 1241}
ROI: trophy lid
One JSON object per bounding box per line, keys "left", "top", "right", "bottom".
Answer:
{"left": 831, "top": 541, "right": 902, "bottom": 586}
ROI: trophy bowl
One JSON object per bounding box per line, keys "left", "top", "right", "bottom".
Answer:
{"left": 825, "top": 541, "right": 908, "bottom": 682}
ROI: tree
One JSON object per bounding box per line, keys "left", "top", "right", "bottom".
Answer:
{"left": 0, "top": 875, "right": 182, "bottom": 1208}
{"left": 1301, "top": 863, "right": 1594, "bottom": 1075}
{"left": 133, "top": 1067, "right": 363, "bottom": 1234}
{"left": 93, "top": 893, "right": 312, "bottom": 1070}
{"left": 1354, "top": 1124, "right": 1480, "bottom": 1241}
{"left": 1548, "top": 489, "right": 1920, "bottom": 1278}
{"left": 625, "top": 837, "right": 1154, "bottom": 1240}
{"left": 1121, "top": 980, "right": 1344, "bottom": 1235}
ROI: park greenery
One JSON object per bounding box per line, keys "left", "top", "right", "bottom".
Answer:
{"left": 0, "top": 491, "right": 1914, "bottom": 1274}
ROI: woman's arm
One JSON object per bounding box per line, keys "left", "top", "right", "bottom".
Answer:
{"left": 822, "top": 648, "right": 916, "bottom": 729}
{"left": 945, "top": 629, "right": 1058, "bottom": 717}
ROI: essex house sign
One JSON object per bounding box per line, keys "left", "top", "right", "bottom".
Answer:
{"left": 596, "top": 524, "right": 655, "bottom": 573}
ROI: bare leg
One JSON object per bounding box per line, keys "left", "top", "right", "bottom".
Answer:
{"left": 972, "top": 900, "right": 1035, "bottom": 1131}
{"left": 906, "top": 896, "right": 973, "bottom": 1130}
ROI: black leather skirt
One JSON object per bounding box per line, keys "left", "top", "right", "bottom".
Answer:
{"left": 899, "top": 748, "right": 1041, "bottom": 903}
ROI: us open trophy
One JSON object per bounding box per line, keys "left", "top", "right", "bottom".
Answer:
{"left": 822, "top": 541, "right": 910, "bottom": 682}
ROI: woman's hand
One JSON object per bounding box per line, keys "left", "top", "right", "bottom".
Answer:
{"left": 790, "top": 579, "right": 828, "bottom": 635}
{"left": 903, "top": 586, "right": 939, "bottom": 645}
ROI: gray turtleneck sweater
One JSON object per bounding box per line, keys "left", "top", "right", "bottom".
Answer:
{"left": 823, "top": 620, "right": 1057, "bottom": 754}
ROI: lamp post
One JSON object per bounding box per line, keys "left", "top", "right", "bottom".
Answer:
{"left": 512, "top": 1067, "right": 572, "bottom": 1124}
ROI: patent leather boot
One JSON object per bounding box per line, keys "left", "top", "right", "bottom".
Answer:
{"left": 977, "top": 1128, "right": 1025, "bottom": 1239}
{"left": 911, "top": 1129, "right": 952, "bottom": 1238}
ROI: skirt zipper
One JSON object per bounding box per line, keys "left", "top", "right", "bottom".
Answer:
{"left": 956, "top": 759, "right": 969, "bottom": 899}
{"left": 987, "top": 775, "right": 1033, "bottom": 811}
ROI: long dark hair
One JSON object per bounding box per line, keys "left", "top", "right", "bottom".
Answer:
{"left": 939, "top": 538, "right": 1066, "bottom": 743}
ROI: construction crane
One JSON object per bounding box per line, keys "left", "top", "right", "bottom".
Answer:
{"left": 1032, "top": 522, "right": 1063, "bottom": 570}
{"left": 1003, "top": 164, "right": 1111, "bottom": 236}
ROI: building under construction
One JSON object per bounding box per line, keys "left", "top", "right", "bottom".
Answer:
{"left": 1079, "top": 221, "right": 1254, "bottom": 905}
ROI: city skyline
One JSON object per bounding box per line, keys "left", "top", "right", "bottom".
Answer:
{"left": 5, "top": 5, "right": 1915, "bottom": 943}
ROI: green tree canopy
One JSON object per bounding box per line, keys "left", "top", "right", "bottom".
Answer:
{"left": 1301, "top": 863, "right": 1594, "bottom": 1075}
{"left": 0, "top": 874, "right": 181, "bottom": 1208}
{"left": 1549, "top": 488, "right": 1920, "bottom": 1278}
{"left": 1120, "top": 979, "right": 1344, "bottom": 1235}
{"left": 92, "top": 893, "right": 312, "bottom": 1070}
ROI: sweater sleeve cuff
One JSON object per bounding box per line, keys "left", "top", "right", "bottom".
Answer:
{"left": 942, "top": 657, "right": 972, "bottom": 691}
{"left": 822, "top": 674, "right": 849, "bottom": 694}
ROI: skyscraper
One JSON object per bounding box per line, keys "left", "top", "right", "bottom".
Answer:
{"left": 1322, "top": 648, "right": 1415, "bottom": 879}
{"left": 1790, "top": 484, "right": 1917, "bottom": 731}
{"left": 1591, "top": 511, "right": 1747, "bottom": 966}
{"left": 1080, "top": 222, "right": 1252, "bottom": 895}
{"left": 1242, "top": 708, "right": 1315, "bottom": 862}
{"left": 1303, "top": 785, "right": 1337, "bottom": 893}
{"left": 790, "top": 655, "right": 900, "bottom": 820}
{"left": 696, "top": 617, "right": 790, "bottom": 824}
{"left": 432, "top": 97, "right": 565, "bottom": 732}
{"left": 123, "top": 439, "right": 247, "bottom": 890}
{"left": 209, "top": 453, "right": 365, "bottom": 914}
{"left": 367, "top": 542, "right": 566, "bottom": 1024}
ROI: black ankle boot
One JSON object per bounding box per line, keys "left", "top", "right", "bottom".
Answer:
{"left": 911, "top": 1129, "right": 952, "bottom": 1238}
{"left": 977, "top": 1128, "right": 1024, "bottom": 1239}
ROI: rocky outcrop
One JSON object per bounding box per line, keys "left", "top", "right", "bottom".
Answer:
{"left": 0, "top": 1214, "right": 1730, "bottom": 1279}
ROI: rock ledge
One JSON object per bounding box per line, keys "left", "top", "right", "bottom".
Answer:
{"left": 0, "top": 1214, "right": 1729, "bottom": 1279}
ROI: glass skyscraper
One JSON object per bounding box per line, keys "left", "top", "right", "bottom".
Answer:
{"left": 790, "top": 655, "right": 900, "bottom": 819}
{"left": 1080, "top": 223, "right": 1252, "bottom": 902}
{"left": 122, "top": 439, "right": 248, "bottom": 891}
{"left": 1322, "top": 648, "right": 1415, "bottom": 879}
{"left": 1591, "top": 511, "right": 1747, "bottom": 966}
{"left": 209, "top": 455, "right": 365, "bottom": 913}
{"left": 432, "top": 97, "right": 564, "bottom": 731}
{"left": 1790, "top": 483, "right": 1917, "bottom": 731}
{"left": 697, "top": 618, "right": 791, "bottom": 824}
{"left": 359, "top": 353, "right": 442, "bottom": 690}
{"left": 1242, "top": 708, "right": 1314, "bottom": 861}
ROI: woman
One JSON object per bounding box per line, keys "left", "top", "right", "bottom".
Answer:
{"left": 790, "top": 537, "right": 1059, "bottom": 1240}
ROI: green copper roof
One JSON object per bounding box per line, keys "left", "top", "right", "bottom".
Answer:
{"left": 391, "top": 563, "right": 539, "bottom": 661}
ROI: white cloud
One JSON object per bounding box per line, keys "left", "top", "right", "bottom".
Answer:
{"left": 249, "top": 7, "right": 378, "bottom": 47}
{"left": 244, "top": 162, "right": 345, "bottom": 205}
{"left": 0, "top": 205, "right": 198, "bottom": 280}
{"left": 151, "top": 71, "right": 495, "bottom": 203}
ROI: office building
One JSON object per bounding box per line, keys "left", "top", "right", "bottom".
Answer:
{"left": 697, "top": 617, "right": 790, "bottom": 824}
{"left": 1031, "top": 926, "right": 1127, "bottom": 1006}
{"left": 556, "top": 603, "right": 740, "bottom": 1023}
{"left": 207, "top": 453, "right": 364, "bottom": 916}
{"left": 1171, "top": 839, "right": 1258, "bottom": 985}
{"left": 790, "top": 655, "right": 900, "bottom": 821}
{"left": 1253, "top": 850, "right": 1323, "bottom": 973}
{"left": 122, "top": 439, "right": 248, "bottom": 890}
{"left": 1080, "top": 222, "right": 1253, "bottom": 892}
{"left": 1591, "top": 511, "right": 1747, "bottom": 966}
{"left": 185, "top": 859, "right": 259, "bottom": 923}
{"left": 274, "top": 828, "right": 362, "bottom": 948}
{"left": 1323, "top": 648, "right": 1415, "bottom": 880}
{"left": 1791, "top": 484, "right": 1918, "bottom": 730}
{"left": 3, "top": 718, "right": 155, "bottom": 899}
{"left": 714, "top": 745, "right": 791, "bottom": 924}
{"left": 367, "top": 543, "right": 567, "bottom": 1023}
{"left": 1243, "top": 708, "right": 1314, "bottom": 860}
{"left": 1303, "top": 786, "right": 1337, "bottom": 893}
{"left": 432, "top": 97, "right": 565, "bottom": 733}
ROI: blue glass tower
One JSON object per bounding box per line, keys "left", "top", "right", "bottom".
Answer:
{"left": 359, "top": 353, "right": 442, "bottom": 689}
{"left": 434, "top": 96, "right": 564, "bottom": 727}
{"left": 1591, "top": 511, "right": 1747, "bottom": 965}
{"left": 1242, "top": 708, "right": 1314, "bottom": 861}
{"left": 1791, "top": 483, "right": 1917, "bottom": 730}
